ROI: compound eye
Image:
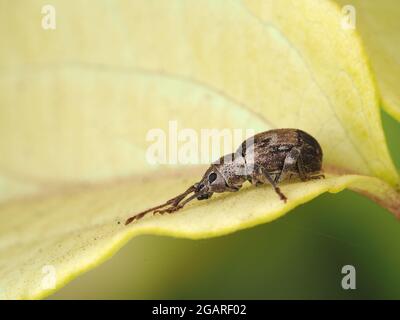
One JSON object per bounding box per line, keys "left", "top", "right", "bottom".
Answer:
{"left": 208, "top": 172, "right": 217, "bottom": 183}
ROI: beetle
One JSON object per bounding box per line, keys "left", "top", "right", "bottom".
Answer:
{"left": 125, "top": 128, "right": 324, "bottom": 225}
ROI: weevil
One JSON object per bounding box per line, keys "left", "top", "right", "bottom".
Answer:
{"left": 125, "top": 128, "right": 324, "bottom": 225}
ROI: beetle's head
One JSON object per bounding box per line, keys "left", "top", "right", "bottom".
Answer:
{"left": 194, "top": 165, "right": 227, "bottom": 199}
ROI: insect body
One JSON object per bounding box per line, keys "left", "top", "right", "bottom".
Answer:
{"left": 125, "top": 128, "right": 324, "bottom": 225}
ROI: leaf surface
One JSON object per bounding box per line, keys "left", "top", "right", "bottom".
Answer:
{"left": 335, "top": 0, "right": 400, "bottom": 121}
{"left": 0, "top": 0, "right": 398, "bottom": 299}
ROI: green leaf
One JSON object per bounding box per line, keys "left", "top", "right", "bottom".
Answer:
{"left": 335, "top": 0, "right": 400, "bottom": 122}
{"left": 0, "top": 0, "right": 399, "bottom": 299}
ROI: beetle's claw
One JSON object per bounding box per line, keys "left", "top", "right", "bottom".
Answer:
{"left": 274, "top": 187, "right": 287, "bottom": 203}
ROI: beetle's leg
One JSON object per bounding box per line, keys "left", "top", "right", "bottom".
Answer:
{"left": 308, "top": 174, "right": 325, "bottom": 180}
{"left": 249, "top": 171, "right": 264, "bottom": 186}
{"left": 296, "top": 151, "right": 309, "bottom": 181}
{"left": 274, "top": 147, "right": 302, "bottom": 184}
{"left": 257, "top": 166, "right": 287, "bottom": 202}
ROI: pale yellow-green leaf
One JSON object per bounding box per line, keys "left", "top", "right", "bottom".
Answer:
{"left": 0, "top": 0, "right": 399, "bottom": 299}
{"left": 0, "top": 173, "right": 398, "bottom": 300}
{"left": 334, "top": 0, "right": 400, "bottom": 122}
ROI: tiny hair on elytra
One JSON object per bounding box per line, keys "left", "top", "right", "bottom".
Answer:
{"left": 125, "top": 128, "right": 324, "bottom": 225}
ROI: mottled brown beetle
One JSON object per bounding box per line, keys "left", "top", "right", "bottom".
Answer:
{"left": 125, "top": 128, "right": 324, "bottom": 225}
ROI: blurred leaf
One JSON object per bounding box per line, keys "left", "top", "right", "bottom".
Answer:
{"left": 335, "top": 0, "right": 400, "bottom": 122}
{"left": 0, "top": 0, "right": 399, "bottom": 299}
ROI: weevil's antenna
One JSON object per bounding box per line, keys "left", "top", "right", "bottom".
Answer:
{"left": 125, "top": 184, "right": 197, "bottom": 225}
{"left": 153, "top": 191, "right": 200, "bottom": 215}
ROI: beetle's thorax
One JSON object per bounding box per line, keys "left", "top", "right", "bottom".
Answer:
{"left": 213, "top": 153, "right": 248, "bottom": 189}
